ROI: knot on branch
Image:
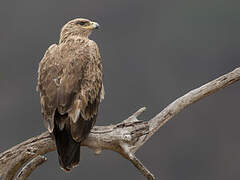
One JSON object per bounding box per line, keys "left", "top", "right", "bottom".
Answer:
{"left": 115, "top": 121, "right": 149, "bottom": 145}
{"left": 1, "top": 66, "right": 240, "bottom": 180}
{"left": 114, "top": 107, "right": 150, "bottom": 147}
{"left": 25, "top": 147, "right": 38, "bottom": 155}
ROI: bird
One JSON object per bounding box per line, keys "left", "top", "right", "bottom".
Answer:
{"left": 37, "top": 18, "right": 104, "bottom": 171}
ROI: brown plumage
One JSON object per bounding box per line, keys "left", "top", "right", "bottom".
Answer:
{"left": 37, "top": 18, "right": 104, "bottom": 171}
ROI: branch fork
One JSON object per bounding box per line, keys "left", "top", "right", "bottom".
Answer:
{"left": 0, "top": 67, "right": 240, "bottom": 180}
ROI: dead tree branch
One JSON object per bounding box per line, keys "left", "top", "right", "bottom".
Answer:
{"left": 0, "top": 67, "right": 239, "bottom": 180}
{"left": 15, "top": 155, "right": 47, "bottom": 180}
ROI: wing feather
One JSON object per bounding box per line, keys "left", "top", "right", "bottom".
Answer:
{"left": 37, "top": 38, "right": 103, "bottom": 141}
{"left": 37, "top": 44, "right": 60, "bottom": 132}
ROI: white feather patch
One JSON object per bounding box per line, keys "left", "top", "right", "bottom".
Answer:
{"left": 73, "top": 108, "right": 81, "bottom": 123}
{"left": 100, "top": 84, "right": 105, "bottom": 102}
{"left": 69, "top": 100, "right": 81, "bottom": 123}
{"left": 46, "top": 119, "right": 54, "bottom": 133}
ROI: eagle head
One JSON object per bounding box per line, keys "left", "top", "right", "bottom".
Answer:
{"left": 59, "top": 18, "right": 100, "bottom": 43}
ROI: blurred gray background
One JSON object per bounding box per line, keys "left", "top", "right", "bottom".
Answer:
{"left": 0, "top": 0, "right": 240, "bottom": 179}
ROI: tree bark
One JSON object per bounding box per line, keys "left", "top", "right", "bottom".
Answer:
{"left": 0, "top": 67, "right": 240, "bottom": 180}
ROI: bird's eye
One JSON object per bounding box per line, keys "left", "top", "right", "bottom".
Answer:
{"left": 76, "top": 21, "right": 87, "bottom": 26}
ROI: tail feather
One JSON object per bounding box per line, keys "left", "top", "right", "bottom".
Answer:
{"left": 70, "top": 115, "right": 96, "bottom": 142}
{"left": 53, "top": 112, "right": 80, "bottom": 171}
{"left": 52, "top": 109, "right": 97, "bottom": 171}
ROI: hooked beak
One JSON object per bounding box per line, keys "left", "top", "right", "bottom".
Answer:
{"left": 91, "top": 21, "right": 100, "bottom": 29}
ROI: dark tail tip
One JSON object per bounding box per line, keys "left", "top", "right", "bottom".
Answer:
{"left": 58, "top": 143, "right": 80, "bottom": 171}
{"left": 53, "top": 123, "right": 81, "bottom": 171}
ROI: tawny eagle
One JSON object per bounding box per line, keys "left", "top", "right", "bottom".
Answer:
{"left": 37, "top": 18, "right": 104, "bottom": 171}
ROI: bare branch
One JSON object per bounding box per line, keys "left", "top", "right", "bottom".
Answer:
{"left": 15, "top": 156, "right": 47, "bottom": 180}
{"left": 120, "top": 142, "right": 155, "bottom": 180}
{"left": 133, "top": 67, "right": 240, "bottom": 153}
{"left": 0, "top": 67, "right": 239, "bottom": 180}
{"left": 0, "top": 133, "right": 55, "bottom": 180}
